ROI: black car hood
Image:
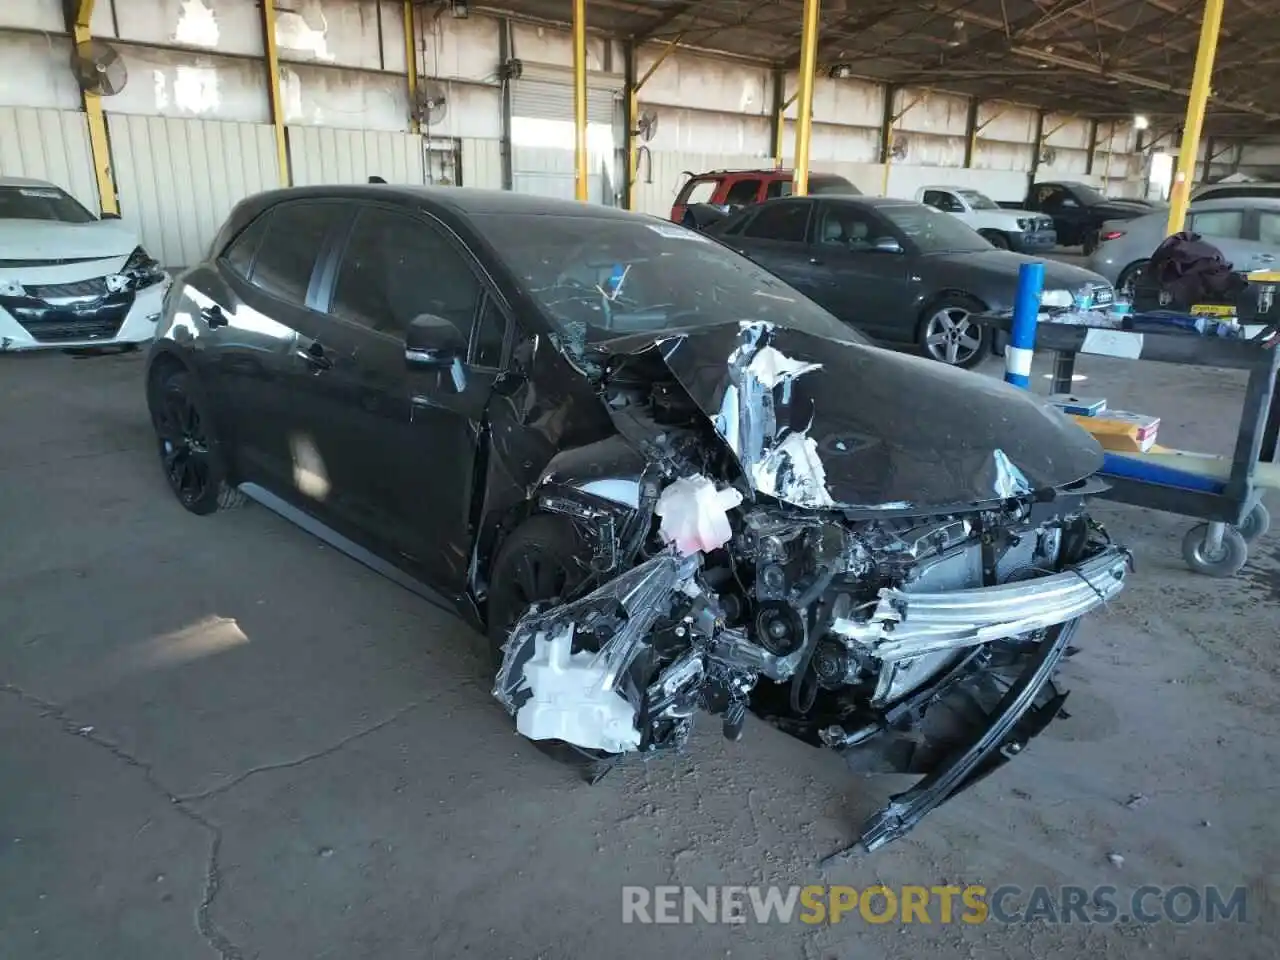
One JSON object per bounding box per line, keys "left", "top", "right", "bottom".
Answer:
{"left": 929, "top": 249, "right": 1106, "bottom": 291}
{"left": 1090, "top": 199, "right": 1152, "bottom": 218}
{"left": 600, "top": 322, "right": 1103, "bottom": 515}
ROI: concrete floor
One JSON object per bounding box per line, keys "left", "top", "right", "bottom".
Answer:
{"left": 2, "top": 345, "right": 1279, "bottom": 960}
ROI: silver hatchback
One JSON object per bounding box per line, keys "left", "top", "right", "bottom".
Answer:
{"left": 1088, "top": 196, "right": 1280, "bottom": 297}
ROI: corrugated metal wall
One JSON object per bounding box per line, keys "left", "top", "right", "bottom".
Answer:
{"left": 288, "top": 126, "right": 425, "bottom": 186}
{"left": 0, "top": 107, "right": 98, "bottom": 213}
{"left": 461, "top": 138, "right": 503, "bottom": 190}
{"left": 107, "top": 114, "right": 280, "bottom": 268}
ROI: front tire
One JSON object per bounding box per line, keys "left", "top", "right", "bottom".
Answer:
{"left": 980, "top": 230, "right": 1010, "bottom": 250}
{"left": 148, "top": 369, "right": 243, "bottom": 515}
{"left": 918, "top": 296, "right": 989, "bottom": 369}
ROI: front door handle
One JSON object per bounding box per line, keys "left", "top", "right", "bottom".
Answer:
{"left": 297, "top": 341, "right": 333, "bottom": 372}
{"left": 201, "top": 305, "right": 227, "bottom": 328}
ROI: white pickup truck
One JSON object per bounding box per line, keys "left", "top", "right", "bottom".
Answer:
{"left": 914, "top": 186, "right": 1057, "bottom": 253}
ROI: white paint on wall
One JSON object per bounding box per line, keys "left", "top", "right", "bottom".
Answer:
{"left": 783, "top": 76, "right": 883, "bottom": 128}
{"left": 116, "top": 0, "right": 262, "bottom": 57}
{"left": 0, "top": 0, "right": 62, "bottom": 32}
{"left": 638, "top": 49, "right": 768, "bottom": 116}
{"left": 511, "top": 21, "right": 611, "bottom": 73}
{"left": 173, "top": 0, "right": 220, "bottom": 48}
{"left": 105, "top": 43, "right": 268, "bottom": 122}
{"left": 0, "top": 34, "right": 82, "bottom": 110}
{"left": 899, "top": 89, "right": 969, "bottom": 137}
{"left": 638, "top": 105, "right": 770, "bottom": 156}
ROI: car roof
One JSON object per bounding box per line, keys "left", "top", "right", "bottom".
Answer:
{"left": 246, "top": 183, "right": 645, "bottom": 220}
{"left": 0, "top": 176, "right": 59, "bottom": 188}
{"left": 767, "top": 194, "right": 914, "bottom": 208}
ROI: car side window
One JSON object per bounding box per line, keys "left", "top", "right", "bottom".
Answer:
{"left": 922, "top": 190, "right": 960, "bottom": 213}
{"left": 330, "top": 206, "right": 480, "bottom": 341}
{"left": 1188, "top": 209, "right": 1245, "bottom": 239}
{"left": 1036, "top": 186, "right": 1065, "bottom": 210}
{"left": 679, "top": 178, "right": 716, "bottom": 206}
{"left": 742, "top": 202, "right": 810, "bottom": 243}
{"left": 1257, "top": 212, "right": 1280, "bottom": 246}
{"left": 816, "top": 205, "right": 881, "bottom": 251}
{"left": 473, "top": 295, "right": 508, "bottom": 368}
{"left": 221, "top": 212, "right": 271, "bottom": 280}
{"left": 765, "top": 179, "right": 794, "bottom": 200}
{"left": 724, "top": 178, "right": 763, "bottom": 207}
{"left": 249, "top": 202, "right": 342, "bottom": 304}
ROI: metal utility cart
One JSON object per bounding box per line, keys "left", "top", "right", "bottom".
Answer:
{"left": 986, "top": 315, "right": 1280, "bottom": 577}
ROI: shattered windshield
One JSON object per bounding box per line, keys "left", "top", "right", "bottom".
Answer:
{"left": 471, "top": 213, "right": 868, "bottom": 347}
{"left": 0, "top": 185, "right": 96, "bottom": 223}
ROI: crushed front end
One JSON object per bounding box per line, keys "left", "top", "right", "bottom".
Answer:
{"left": 493, "top": 321, "right": 1129, "bottom": 851}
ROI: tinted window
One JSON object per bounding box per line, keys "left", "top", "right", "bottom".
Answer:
{"left": 222, "top": 213, "right": 271, "bottom": 279}
{"left": 1258, "top": 212, "right": 1280, "bottom": 246}
{"left": 1188, "top": 209, "right": 1245, "bottom": 239}
{"left": 250, "top": 202, "right": 341, "bottom": 304}
{"left": 331, "top": 206, "right": 480, "bottom": 340}
{"left": 743, "top": 203, "right": 810, "bottom": 242}
{"left": 473, "top": 296, "right": 507, "bottom": 368}
{"left": 765, "top": 179, "right": 794, "bottom": 200}
{"left": 470, "top": 213, "right": 866, "bottom": 346}
{"left": 0, "top": 184, "right": 95, "bottom": 223}
{"left": 816, "top": 205, "right": 885, "bottom": 251}
{"left": 878, "top": 203, "right": 991, "bottom": 253}
{"left": 724, "top": 178, "right": 762, "bottom": 206}
{"left": 922, "top": 190, "right": 962, "bottom": 213}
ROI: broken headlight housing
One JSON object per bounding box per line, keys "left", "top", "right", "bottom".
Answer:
{"left": 123, "top": 246, "right": 166, "bottom": 288}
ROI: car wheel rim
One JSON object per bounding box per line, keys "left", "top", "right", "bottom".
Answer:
{"left": 1119, "top": 265, "right": 1144, "bottom": 299}
{"left": 925, "top": 308, "right": 981, "bottom": 365}
{"left": 156, "top": 391, "right": 211, "bottom": 506}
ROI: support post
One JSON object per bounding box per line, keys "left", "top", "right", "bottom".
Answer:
{"left": 1167, "top": 0, "right": 1225, "bottom": 235}
{"left": 404, "top": 0, "right": 418, "bottom": 134}
{"left": 625, "top": 41, "right": 637, "bottom": 210}
{"left": 963, "top": 98, "right": 980, "bottom": 169}
{"left": 791, "top": 0, "right": 821, "bottom": 196}
{"left": 1102, "top": 120, "right": 1117, "bottom": 184}
{"left": 1201, "top": 136, "right": 1216, "bottom": 184}
{"left": 878, "top": 84, "right": 897, "bottom": 196}
{"left": 498, "top": 18, "right": 513, "bottom": 190}
{"left": 572, "top": 0, "right": 588, "bottom": 202}
{"left": 771, "top": 69, "right": 786, "bottom": 168}
{"left": 69, "top": 0, "right": 118, "bottom": 215}
{"left": 260, "top": 0, "right": 290, "bottom": 187}
{"left": 1005, "top": 262, "right": 1045, "bottom": 390}
{"left": 1029, "top": 110, "right": 1046, "bottom": 181}
{"left": 1085, "top": 119, "right": 1100, "bottom": 175}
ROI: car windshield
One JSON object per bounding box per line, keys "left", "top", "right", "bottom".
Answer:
{"left": 0, "top": 185, "right": 95, "bottom": 223}
{"left": 957, "top": 189, "right": 999, "bottom": 210}
{"left": 878, "top": 204, "right": 991, "bottom": 253}
{"left": 472, "top": 213, "right": 868, "bottom": 348}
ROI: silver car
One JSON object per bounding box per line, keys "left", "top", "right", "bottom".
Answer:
{"left": 1088, "top": 196, "right": 1280, "bottom": 297}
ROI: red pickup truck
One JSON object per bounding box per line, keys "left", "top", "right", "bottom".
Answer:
{"left": 671, "top": 168, "right": 860, "bottom": 227}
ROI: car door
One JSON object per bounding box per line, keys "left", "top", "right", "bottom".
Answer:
{"left": 803, "top": 200, "right": 913, "bottom": 339}
{"left": 205, "top": 199, "right": 351, "bottom": 494}
{"left": 1034, "top": 184, "right": 1081, "bottom": 241}
{"left": 723, "top": 200, "right": 816, "bottom": 287}
{"left": 305, "top": 202, "right": 508, "bottom": 590}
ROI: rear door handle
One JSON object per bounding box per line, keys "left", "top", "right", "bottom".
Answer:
{"left": 201, "top": 305, "right": 227, "bottom": 328}
{"left": 297, "top": 341, "right": 333, "bottom": 372}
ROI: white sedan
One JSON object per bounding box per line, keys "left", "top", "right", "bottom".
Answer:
{"left": 0, "top": 177, "right": 169, "bottom": 352}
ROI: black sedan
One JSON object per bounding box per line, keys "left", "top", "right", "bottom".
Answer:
{"left": 145, "top": 185, "right": 1127, "bottom": 850}
{"left": 706, "top": 195, "right": 1114, "bottom": 368}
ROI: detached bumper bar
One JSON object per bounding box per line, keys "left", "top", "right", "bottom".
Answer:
{"left": 831, "top": 545, "right": 1130, "bottom": 660}
{"left": 822, "top": 617, "right": 1078, "bottom": 863}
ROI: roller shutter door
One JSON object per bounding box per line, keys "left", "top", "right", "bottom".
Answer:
{"left": 510, "top": 64, "right": 619, "bottom": 204}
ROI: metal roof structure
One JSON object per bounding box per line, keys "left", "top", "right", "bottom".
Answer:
{"left": 472, "top": 0, "right": 1280, "bottom": 136}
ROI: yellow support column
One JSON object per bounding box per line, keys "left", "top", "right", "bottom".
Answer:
{"left": 1166, "top": 0, "right": 1225, "bottom": 235}
{"left": 405, "top": 1, "right": 419, "bottom": 135}
{"left": 71, "top": 0, "right": 118, "bottom": 216}
{"left": 260, "top": 0, "right": 290, "bottom": 187}
{"left": 572, "top": 0, "right": 589, "bottom": 202}
{"left": 792, "top": 0, "right": 821, "bottom": 196}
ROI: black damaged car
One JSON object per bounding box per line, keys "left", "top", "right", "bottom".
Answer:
{"left": 146, "top": 186, "right": 1129, "bottom": 852}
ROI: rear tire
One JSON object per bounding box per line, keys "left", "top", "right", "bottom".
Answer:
{"left": 1116, "top": 260, "right": 1148, "bottom": 300}
{"left": 148, "top": 369, "right": 243, "bottom": 515}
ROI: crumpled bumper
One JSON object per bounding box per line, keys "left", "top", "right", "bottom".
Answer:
{"left": 0, "top": 279, "right": 168, "bottom": 351}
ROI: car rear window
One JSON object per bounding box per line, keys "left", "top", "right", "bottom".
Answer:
{"left": 809, "top": 175, "right": 860, "bottom": 196}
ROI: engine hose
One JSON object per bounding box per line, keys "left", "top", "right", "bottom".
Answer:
{"left": 788, "top": 565, "right": 837, "bottom": 715}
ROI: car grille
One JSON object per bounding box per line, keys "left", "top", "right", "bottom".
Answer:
{"left": 25, "top": 276, "right": 109, "bottom": 300}
{"left": 1, "top": 291, "right": 133, "bottom": 343}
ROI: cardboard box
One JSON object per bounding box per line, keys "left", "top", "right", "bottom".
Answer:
{"left": 1070, "top": 409, "right": 1160, "bottom": 453}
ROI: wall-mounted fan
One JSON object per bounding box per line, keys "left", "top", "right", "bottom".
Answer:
{"left": 890, "top": 135, "right": 909, "bottom": 161}
{"left": 1039, "top": 146, "right": 1058, "bottom": 165}
{"left": 636, "top": 109, "right": 659, "bottom": 142}
{"left": 415, "top": 82, "right": 449, "bottom": 127}
{"left": 71, "top": 38, "right": 128, "bottom": 96}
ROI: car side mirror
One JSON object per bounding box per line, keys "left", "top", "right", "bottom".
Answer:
{"left": 872, "top": 237, "right": 902, "bottom": 253}
{"left": 405, "top": 313, "right": 467, "bottom": 391}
